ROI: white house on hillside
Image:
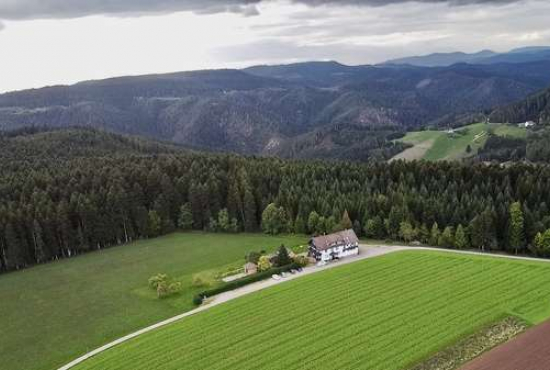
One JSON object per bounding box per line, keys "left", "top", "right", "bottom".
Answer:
{"left": 518, "top": 121, "right": 536, "bottom": 128}
{"left": 309, "top": 229, "right": 359, "bottom": 262}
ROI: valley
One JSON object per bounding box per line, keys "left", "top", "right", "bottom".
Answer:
{"left": 1, "top": 60, "right": 550, "bottom": 161}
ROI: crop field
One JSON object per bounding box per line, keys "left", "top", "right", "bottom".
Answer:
{"left": 392, "top": 123, "right": 526, "bottom": 161}
{"left": 75, "top": 251, "right": 550, "bottom": 370}
{"left": 0, "top": 232, "right": 305, "bottom": 370}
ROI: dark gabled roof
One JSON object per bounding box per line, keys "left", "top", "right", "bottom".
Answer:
{"left": 310, "top": 229, "right": 359, "bottom": 251}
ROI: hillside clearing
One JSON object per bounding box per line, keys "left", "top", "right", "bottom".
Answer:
{"left": 392, "top": 123, "right": 526, "bottom": 161}
{"left": 74, "top": 251, "right": 550, "bottom": 370}
{"left": 0, "top": 232, "right": 305, "bottom": 370}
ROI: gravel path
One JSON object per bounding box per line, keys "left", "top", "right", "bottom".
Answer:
{"left": 57, "top": 245, "right": 550, "bottom": 370}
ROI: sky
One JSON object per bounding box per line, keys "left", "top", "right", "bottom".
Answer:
{"left": 0, "top": 0, "right": 549, "bottom": 93}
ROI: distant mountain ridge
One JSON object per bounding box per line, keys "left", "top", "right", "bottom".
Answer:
{"left": 2, "top": 60, "right": 550, "bottom": 161}
{"left": 383, "top": 46, "right": 550, "bottom": 67}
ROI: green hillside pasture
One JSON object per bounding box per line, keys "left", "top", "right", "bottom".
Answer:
{"left": 0, "top": 232, "right": 305, "bottom": 370}
{"left": 75, "top": 251, "right": 550, "bottom": 370}
{"left": 423, "top": 123, "right": 489, "bottom": 161}
{"left": 393, "top": 123, "right": 526, "bottom": 161}
{"left": 491, "top": 124, "right": 527, "bottom": 139}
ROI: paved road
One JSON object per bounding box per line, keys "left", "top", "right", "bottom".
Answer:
{"left": 57, "top": 245, "right": 550, "bottom": 370}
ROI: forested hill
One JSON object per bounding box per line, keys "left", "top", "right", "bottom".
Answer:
{"left": 490, "top": 86, "right": 550, "bottom": 125}
{"left": 0, "top": 127, "right": 185, "bottom": 161}
{"left": 2, "top": 148, "right": 550, "bottom": 272}
{"left": 2, "top": 61, "right": 550, "bottom": 161}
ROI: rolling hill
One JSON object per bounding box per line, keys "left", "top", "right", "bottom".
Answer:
{"left": 2, "top": 61, "right": 550, "bottom": 161}
{"left": 0, "top": 127, "right": 186, "bottom": 161}
{"left": 384, "top": 46, "right": 550, "bottom": 67}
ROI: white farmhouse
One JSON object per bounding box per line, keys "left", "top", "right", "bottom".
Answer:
{"left": 309, "top": 229, "right": 359, "bottom": 262}
{"left": 518, "top": 121, "right": 536, "bottom": 128}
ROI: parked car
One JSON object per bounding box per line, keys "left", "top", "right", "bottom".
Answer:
{"left": 316, "top": 261, "right": 327, "bottom": 267}
{"left": 272, "top": 274, "right": 281, "bottom": 281}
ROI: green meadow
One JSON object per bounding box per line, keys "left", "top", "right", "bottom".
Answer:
{"left": 0, "top": 232, "right": 305, "bottom": 370}
{"left": 393, "top": 123, "right": 526, "bottom": 161}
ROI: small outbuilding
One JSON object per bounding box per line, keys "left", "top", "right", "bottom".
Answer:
{"left": 308, "top": 229, "right": 359, "bottom": 262}
{"left": 244, "top": 262, "right": 258, "bottom": 275}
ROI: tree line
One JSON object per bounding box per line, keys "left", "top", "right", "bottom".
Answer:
{"left": 2, "top": 152, "right": 550, "bottom": 272}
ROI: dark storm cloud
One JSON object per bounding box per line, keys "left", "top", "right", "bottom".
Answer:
{"left": 0, "top": 0, "right": 522, "bottom": 20}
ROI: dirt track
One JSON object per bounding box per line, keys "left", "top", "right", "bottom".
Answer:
{"left": 460, "top": 319, "right": 550, "bottom": 370}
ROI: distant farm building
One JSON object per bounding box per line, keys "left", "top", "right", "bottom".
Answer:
{"left": 309, "top": 229, "right": 359, "bottom": 262}
{"left": 518, "top": 121, "right": 536, "bottom": 128}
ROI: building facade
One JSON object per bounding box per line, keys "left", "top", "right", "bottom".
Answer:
{"left": 309, "top": 229, "right": 359, "bottom": 262}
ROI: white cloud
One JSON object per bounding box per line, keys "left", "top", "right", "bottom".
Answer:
{"left": 0, "top": 0, "right": 549, "bottom": 92}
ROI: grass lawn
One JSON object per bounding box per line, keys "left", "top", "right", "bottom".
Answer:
{"left": 492, "top": 124, "right": 527, "bottom": 139}
{"left": 75, "top": 251, "right": 550, "bottom": 370}
{"left": 393, "top": 123, "right": 526, "bottom": 161}
{"left": 0, "top": 232, "right": 306, "bottom": 370}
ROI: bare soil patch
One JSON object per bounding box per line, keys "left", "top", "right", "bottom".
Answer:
{"left": 391, "top": 139, "right": 435, "bottom": 161}
{"left": 460, "top": 318, "right": 550, "bottom": 370}
{"left": 410, "top": 317, "right": 527, "bottom": 370}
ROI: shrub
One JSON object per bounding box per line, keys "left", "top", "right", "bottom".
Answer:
{"left": 193, "top": 263, "right": 301, "bottom": 305}
{"left": 148, "top": 273, "right": 182, "bottom": 299}
{"left": 192, "top": 272, "right": 215, "bottom": 288}
{"left": 257, "top": 255, "right": 272, "bottom": 272}
{"left": 148, "top": 273, "right": 169, "bottom": 290}
{"left": 293, "top": 255, "right": 309, "bottom": 267}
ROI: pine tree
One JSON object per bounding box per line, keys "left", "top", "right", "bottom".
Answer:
{"left": 364, "top": 217, "right": 385, "bottom": 239}
{"left": 5, "top": 223, "right": 23, "bottom": 269}
{"left": 32, "top": 220, "right": 46, "bottom": 263}
{"left": 243, "top": 189, "right": 257, "bottom": 232}
{"left": 294, "top": 215, "right": 306, "bottom": 234}
{"left": 399, "top": 221, "right": 416, "bottom": 243}
{"left": 307, "top": 211, "right": 320, "bottom": 235}
{"left": 454, "top": 224, "right": 468, "bottom": 249}
{"left": 217, "top": 209, "right": 230, "bottom": 232}
{"left": 275, "top": 245, "right": 292, "bottom": 267}
{"left": 177, "top": 203, "right": 193, "bottom": 230}
{"left": 509, "top": 202, "right": 525, "bottom": 255}
{"left": 261, "top": 203, "right": 287, "bottom": 235}
{"left": 429, "top": 222, "right": 440, "bottom": 246}
{"left": 418, "top": 224, "right": 430, "bottom": 244}
{"left": 339, "top": 210, "right": 353, "bottom": 231}
{"left": 439, "top": 226, "right": 454, "bottom": 248}
{"left": 147, "top": 210, "right": 162, "bottom": 237}
{"left": 386, "top": 206, "right": 403, "bottom": 239}
{"left": 471, "top": 208, "right": 497, "bottom": 252}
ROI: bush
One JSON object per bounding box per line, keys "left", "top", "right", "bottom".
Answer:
{"left": 293, "top": 255, "right": 309, "bottom": 267}
{"left": 193, "top": 263, "right": 301, "bottom": 305}
{"left": 148, "top": 273, "right": 182, "bottom": 299}
{"left": 192, "top": 272, "right": 215, "bottom": 288}
{"left": 148, "top": 273, "right": 169, "bottom": 290}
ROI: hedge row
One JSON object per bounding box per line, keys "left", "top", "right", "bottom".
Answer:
{"left": 193, "top": 263, "right": 302, "bottom": 305}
